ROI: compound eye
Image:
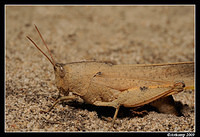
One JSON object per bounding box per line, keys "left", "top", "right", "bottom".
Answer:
{"left": 60, "top": 66, "right": 64, "bottom": 71}
{"left": 59, "top": 66, "right": 65, "bottom": 78}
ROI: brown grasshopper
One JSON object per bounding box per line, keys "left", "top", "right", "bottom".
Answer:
{"left": 27, "top": 25, "right": 194, "bottom": 126}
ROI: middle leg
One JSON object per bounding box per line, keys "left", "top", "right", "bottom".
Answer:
{"left": 94, "top": 100, "right": 121, "bottom": 127}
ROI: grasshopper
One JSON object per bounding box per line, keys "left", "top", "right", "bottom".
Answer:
{"left": 27, "top": 25, "right": 194, "bottom": 126}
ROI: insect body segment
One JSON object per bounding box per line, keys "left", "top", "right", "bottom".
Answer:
{"left": 54, "top": 63, "right": 66, "bottom": 78}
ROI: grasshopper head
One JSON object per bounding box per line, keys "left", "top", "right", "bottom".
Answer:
{"left": 54, "top": 63, "right": 66, "bottom": 78}
{"left": 54, "top": 63, "right": 69, "bottom": 94}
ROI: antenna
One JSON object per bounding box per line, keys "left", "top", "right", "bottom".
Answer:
{"left": 26, "top": 36, "right": 55, "bottom": 66}
{"left": 34, "top": 24, "right": 55, "bottom": 65}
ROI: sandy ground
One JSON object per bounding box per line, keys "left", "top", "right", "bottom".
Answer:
{"left": 5, "top": 5, "right": 195, "bottom": 132}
